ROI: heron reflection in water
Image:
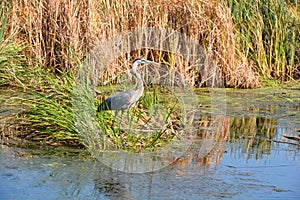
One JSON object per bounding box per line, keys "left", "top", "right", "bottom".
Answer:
{"left": 97, "top": 58, "right": 153, "bottom": 126}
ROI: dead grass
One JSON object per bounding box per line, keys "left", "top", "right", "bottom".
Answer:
{"left": 6, "top": 0, "right": 261, "bottom": 88}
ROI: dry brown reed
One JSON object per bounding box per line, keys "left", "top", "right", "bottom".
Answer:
{"left": 7, "top": 0, "right": 260, "bottom": 88}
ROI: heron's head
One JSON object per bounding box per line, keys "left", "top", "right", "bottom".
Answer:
{"left": 132, "top": 58, "right": 153, "bottom": 66}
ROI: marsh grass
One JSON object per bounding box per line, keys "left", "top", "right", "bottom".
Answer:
{"left": 3, "top": 0, "right": 299, "bottom": 88}
{"left": 14, "top": 73, "right": 80, "bottom": 145}
{"left": 0, "top": 1, "right": 85, "bottom": 146}
{"left": 5, "top": 0, "right": 269, "bottom": 88}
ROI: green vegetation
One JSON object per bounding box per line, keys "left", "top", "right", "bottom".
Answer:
{"left": 18, "top": 74, "right": 79, "bottom": 145}
{"left": 0, "top": 0, "right": 299, "bottom": 148}
{"left": 227, "top": 0, "right": 299, "bottom": 81}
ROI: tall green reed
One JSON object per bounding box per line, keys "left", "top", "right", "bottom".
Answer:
{"left": 227, "top": 0, "right": 299, "bottom": 81}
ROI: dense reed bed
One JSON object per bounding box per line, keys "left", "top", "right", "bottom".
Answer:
{"left": 2, "top": 0, "right": 299, "bottom": 87}
{"left": 0, "top": 0, "right": 299, "bottom": 146}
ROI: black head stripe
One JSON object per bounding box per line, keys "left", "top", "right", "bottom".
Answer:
{"left": 132, "top": 58, "right": 142, "bottom": 64}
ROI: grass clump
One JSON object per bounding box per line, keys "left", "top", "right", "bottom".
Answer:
{"left": 3, "top": 71, "right": 81, "bottom": 146}
{"left": 21, "top": 79, "right": 78, "bottom": 144}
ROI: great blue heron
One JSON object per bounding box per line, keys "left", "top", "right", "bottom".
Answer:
{"left": 97, "top": 58, "right": 153, "bottom": 125}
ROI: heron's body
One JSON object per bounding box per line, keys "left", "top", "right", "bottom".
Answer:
{"left": 97, "top": 89, "right": 140, "bottom": 111}
{"left": 97, "top": 58, "right": 152, "bottom": 120}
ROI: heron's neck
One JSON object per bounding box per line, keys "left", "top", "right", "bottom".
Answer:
{"left": 132, "top": 64, "right": 144, "bottom": 92}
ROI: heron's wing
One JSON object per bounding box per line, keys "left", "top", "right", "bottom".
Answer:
{"left": 98, "top": 90, "right": 136, "bottom": 111}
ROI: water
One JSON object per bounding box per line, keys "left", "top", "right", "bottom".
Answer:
{"left": 1, "top": 87, "right": 300, "bottom": 199}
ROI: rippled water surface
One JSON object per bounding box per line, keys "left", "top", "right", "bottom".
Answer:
{"left": 1, "top": 87, "right": 299, "bottom": 199}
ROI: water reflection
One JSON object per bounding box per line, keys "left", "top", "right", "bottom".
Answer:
{"left": 2, "top": 139, "right": 298, "bottom": 200}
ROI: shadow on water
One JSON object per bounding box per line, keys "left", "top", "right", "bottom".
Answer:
{"left": 0, "top": 87, "right": 300, "bottom": 199}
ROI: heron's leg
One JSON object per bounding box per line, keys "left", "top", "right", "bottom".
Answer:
{"left": 119, "top": 109, "right": 124, "bottom": 128}
{"left": 111, "top": 110, "right": 123, "bottom": 147}
{"left": 111, "top": 110, "right": 119, "bottom": 139}
{"left": 128, "top": 109, "right": 133, "bottom": 133}
{"left": 119, "top": 109, "right": 125, "bottom": 147}
{"left": 112, "top": 109, "right": 119, "bottom": 128}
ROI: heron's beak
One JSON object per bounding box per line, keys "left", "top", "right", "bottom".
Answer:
{"left": 140, "top": 58, "right": 154, "bottom": 64}
{"left": 144, "top": 60, "right": 156, "bottom": 65}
